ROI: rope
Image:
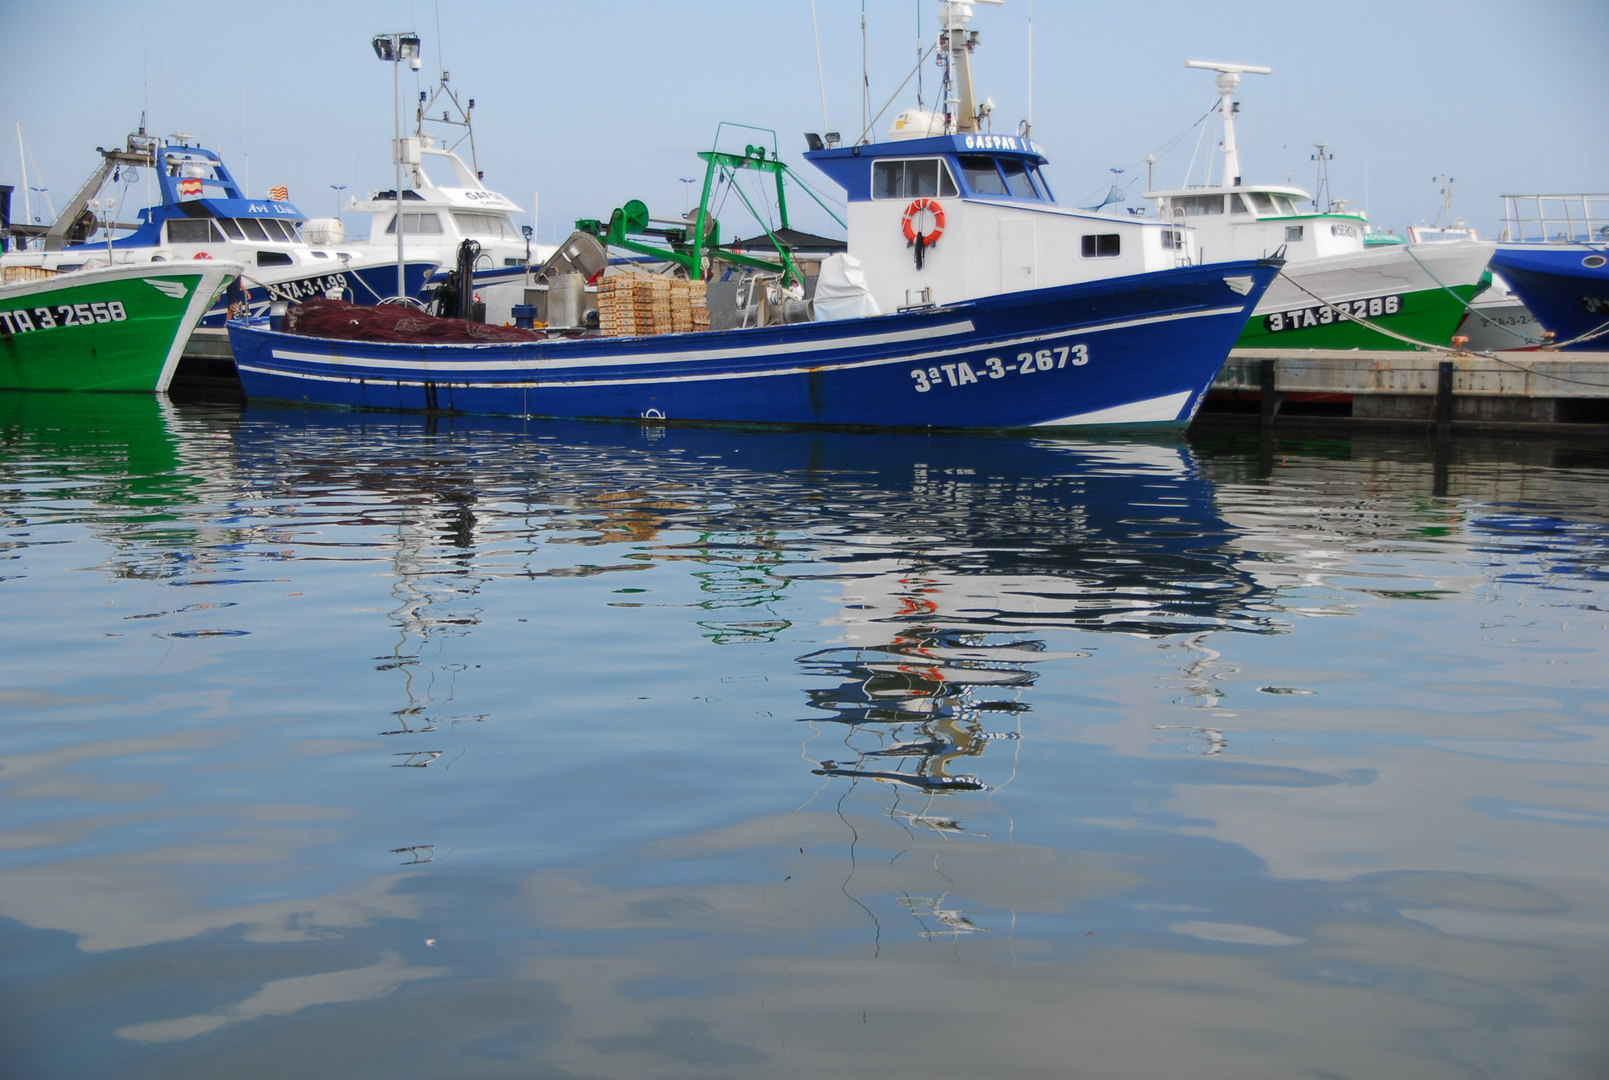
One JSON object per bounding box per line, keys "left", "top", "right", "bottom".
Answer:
{"left": 1403, "top": 244, "right": 1544, "bottom": 348}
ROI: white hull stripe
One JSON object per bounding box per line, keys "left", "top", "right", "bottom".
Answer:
{"left": 264, "top": 304, "right": 1248, "bottom": 380}
{"left": 1032, "top": 389, "right": 1194, "bottom": 426}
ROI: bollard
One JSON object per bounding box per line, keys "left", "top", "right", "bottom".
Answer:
{"left": 1259, "top": 358, "right": 1278, "bottom": 428}
{"left": 1434, "top": 360, "right": 1454, "bottom": 439}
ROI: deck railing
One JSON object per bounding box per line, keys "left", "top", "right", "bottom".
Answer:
{"left": 1499, "top": 194, "right": 1609, "bottom": 244}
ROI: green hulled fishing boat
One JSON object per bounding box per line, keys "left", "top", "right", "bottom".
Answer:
{"left": 0, "top": 261, "right": 240, "bottom": 391}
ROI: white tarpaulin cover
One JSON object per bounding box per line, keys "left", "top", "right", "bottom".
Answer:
{"left": 811, "top": 253, "right": 881, "bottom": 321}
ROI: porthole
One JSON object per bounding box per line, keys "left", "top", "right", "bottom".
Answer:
{"left": 1583, "top": 254, "right": 1607, "bottom": 269}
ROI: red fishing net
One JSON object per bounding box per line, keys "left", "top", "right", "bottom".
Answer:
{"left": 285, "top": 298, "right": 546, "bottom": 343}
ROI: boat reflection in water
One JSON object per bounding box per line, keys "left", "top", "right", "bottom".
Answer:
{"left": 226, "top": 410, "right": 1267, "bottom": 804}
{"left": 783, "top": 438, "right": 1264, "bottom": 799}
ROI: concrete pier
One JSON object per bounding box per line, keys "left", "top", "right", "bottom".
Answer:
{"left": 1198, "top": 348, "right": 1609, "bottom": 433}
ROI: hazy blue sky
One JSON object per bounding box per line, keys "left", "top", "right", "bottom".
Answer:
{"left": 3, "top": 1, "right": 1604, "bottom": 244}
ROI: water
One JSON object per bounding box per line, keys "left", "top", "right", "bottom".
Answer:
{"left": 2, "top": 392, "right": 1606, "bottom": 1079}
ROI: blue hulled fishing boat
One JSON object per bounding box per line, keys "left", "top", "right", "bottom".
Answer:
{"left": 1487, "top": 195, "right": 1609, "bottom": 351}
{"left": 0, "top": 124, "right": 439, "bottom": 325}
{"left": 226, "top": 1, "right": 1279, "bottom": 430}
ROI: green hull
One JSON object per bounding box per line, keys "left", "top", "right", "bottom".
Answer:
{"left": 0, "top": 267, "right": 227, "bottom": 391}
{"left": 1236, "top": 282, "right": 1483, "bottom": 351}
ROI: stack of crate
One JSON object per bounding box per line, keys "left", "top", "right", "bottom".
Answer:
{"left": 669, "top": 278, "right": 710, "bottom": 333}
{"left": 596, "top": 274, "right": 708, "bottom": 336}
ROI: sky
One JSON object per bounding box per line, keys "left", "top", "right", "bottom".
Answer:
{"left": 2, "top": 0, "right": 1605, "bottom": 246}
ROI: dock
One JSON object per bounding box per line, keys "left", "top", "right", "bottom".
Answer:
{"left": 1196, "top": 348, "right": 1609, "bottom": 435}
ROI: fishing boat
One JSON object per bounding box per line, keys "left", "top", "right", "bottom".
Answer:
{"left": 225, "top": 1, "right": 1281, "bottom": 431}
{"left": 0, "top": 123, "right": 439, "bottom": 326}
{"left": 1, "top": 260, "right": 240, "bottom": 391}
{"left": 1145, "top": 62, "right": 1494, "bottom": 350}
{"left": 342, "top": 71, "right": 553, "bottom": 312}
{"left": 1486, "top": 194, "right": 1609, "bottom": 352}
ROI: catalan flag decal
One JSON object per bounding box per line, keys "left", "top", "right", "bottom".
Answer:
{"left": 268, "top": 185, "right": 289, "bottom": 201}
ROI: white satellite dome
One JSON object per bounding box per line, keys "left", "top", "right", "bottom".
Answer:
{"left": 886, "top": 110, "right": 945, "bottom": 141}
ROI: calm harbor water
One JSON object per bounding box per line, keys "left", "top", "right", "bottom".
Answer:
{"left": 1, "top": 392, "right": 1606, "bottom": 1079}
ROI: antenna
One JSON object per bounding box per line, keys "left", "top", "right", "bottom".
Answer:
{"left": 861, "top": 1, "right": 868, "bottom": 140}
{"left": 1311, "top": 142, "right": 1333, "bottom": 211}
{"left": 1183, "top": 60, "right": 1271, "bottom": 190}
{"left": 1026, "top": 0, "right": 1034, "bottom": 136}
{"left": 811, "top": 0, "right": 830, "bottom": 137}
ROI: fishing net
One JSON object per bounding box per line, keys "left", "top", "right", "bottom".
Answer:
{"left": 285, "top": 297, "right": 546, "bottom": 343}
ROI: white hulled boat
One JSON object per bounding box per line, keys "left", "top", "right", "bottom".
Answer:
{"left": 1145, "top": 62, "right": 1494, "bottom": 350}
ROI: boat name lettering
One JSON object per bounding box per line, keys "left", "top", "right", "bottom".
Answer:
{"left": 1265, "top": 293, "right": 1400, "bottom": 333}
{"left": 0, "top": 300, "right": 128, "bottom": 335}
{"left": 462, "top": 191, "right": 506, "bottom": 203}
{"left": 264, "top": 273, "right": 350, "bottom": 302}
{"left": 962, "top": 135, "right": 1021, "bottom": 152}
{"left": 910, "top": 342, "right": 1089, "bottom": 392}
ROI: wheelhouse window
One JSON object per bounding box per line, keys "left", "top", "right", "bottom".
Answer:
{"left": 1029, "top": 165, "right": 1055, "bottom": 202}
{"left": 1176, "top": 194, "right": 1225, "bottom": 216}
{"left": 451, "top": 211, "right": 521, "bottom": 240}
{"left": 236, "top": 217, "right": 270, "bottom": 241}
{"left": 261, "top": 218, "right": 300, "bottom": 242}
{"left": 217, "top": 218, "right": 245, "bottom": 240}
{"left": 999, "top": 159, "right": 1041, "bottom": 199}
{"left": 1082, "top": 233, "right": 1121, "bottom": 258}
{"left": 167, "top": 219, "right": 225, "bottom": 243}
{"left": 384, "top": 212, "right": 445, "bottom": 235}
{"left": 871, "top": 158, "right": 959, "bottom": 199}
{"left": 1231, "top": 194, "right": 1251, "bottom": 215}
{"left": 958, "top": 155, "right": 1009, "bottom": 196}
{"left": 1249, "top": 192, "right": 1277, "bottom": 215}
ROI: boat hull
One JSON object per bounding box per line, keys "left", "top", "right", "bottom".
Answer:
{"left": 1236, "top": 240, "right": 1494, "bottom": 350}
{"left": 229, "top": 260, "right": 1279, "bottom": 430}
{"left": 1, "top": 262, "right": 240, "bottom": 391}
{"left": 1487, "top": 245, "right": 1609, "bottom": 351}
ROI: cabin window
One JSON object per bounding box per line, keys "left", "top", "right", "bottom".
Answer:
{"left": 1250, "top": 192, "right": 1277, "bottom": 215}
{"left": 1231, "top": 194, "right": 1251, "bottom": 215}
{"left": 451, "top": 211, "right": 521, "bottom": 239}
{"left": 167, "top": 218, "right": 224, "bottom": 243}
{"left": 217, "top": 218, "right": 245, "bottom": 240}
{"left": 958, "top": 156, "right": 1009, "bottom": 196}
{"left": 1177, "top": 195, "right": 1224, "bottom": 216}
{"left": 1275, "top": 196, "right": 1301, "bottom": 215}
{"left": 999, "top": 159, "right": 1039, "bottom": 199}
{"left": 384, "top": 212, "right": 445, "bottom": 235}
{"left": 1029, "top": 165, "right": 1055, "bottom": 202}
{"left": 1160, "top": 229, "right": 1184, "bottom": 251}
{"left": 237, "top": 217, "right": 270, "bottom": 241}
{"left": 262, "top": 218, "right": 299, "bottom": 242}
{"left": 871, "top": 158, "right": 959, "bottom": 199}
{"left": 256, "top": 251, "right": 294, "bottom": 267}
{"left": 1286, "top": 225, "right": 1305, "bottom": 241}
{"left": 1082, "top": 233, "right": 1121, "bottom": 258}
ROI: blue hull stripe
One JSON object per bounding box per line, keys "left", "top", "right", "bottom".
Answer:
{"left": 249, "top": 304, "right": 1245, "bottom": 389}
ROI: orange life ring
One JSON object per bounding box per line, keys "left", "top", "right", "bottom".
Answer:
{"left": 192, "top": 251, "right": 213, "bottom": 260}
{"left": 901, "top": 198, "right": 945, "bottom": 246}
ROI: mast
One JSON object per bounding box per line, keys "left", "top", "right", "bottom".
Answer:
{"left": 937, "top": 1, "right": 1002, "bottom": 135}
{"left": 1184, "top": 60, "right": 1271, "bottom": 189}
